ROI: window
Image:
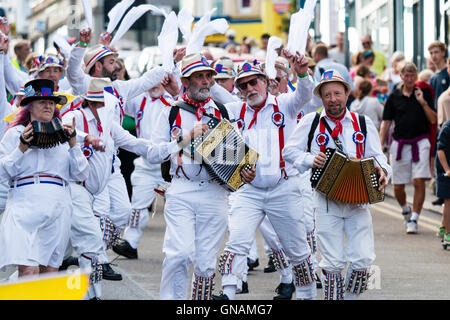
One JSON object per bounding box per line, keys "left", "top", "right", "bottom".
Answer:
{"left": 242, "top": 0, "right": 251, "bottom": 8}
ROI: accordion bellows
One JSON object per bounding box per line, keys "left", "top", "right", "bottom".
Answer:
{"left": 311, "top": 148, "right": 384, "bottom": 205}
{"left": 185, "top": 118, "right": 259, "bottom": 192}
{"left": 30, "top": 118, "right": 70, "bottom": 149}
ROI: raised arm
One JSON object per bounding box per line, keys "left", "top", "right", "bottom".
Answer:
{"left": 66, "top": 29, "right": 92, "bottom": 95}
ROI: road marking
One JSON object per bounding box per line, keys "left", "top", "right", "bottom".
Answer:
{"left": 375, "top": 201, "right": 442, "bottom": 225}
{"left": 372, "top": 204, "right": 440, "bottom": 232}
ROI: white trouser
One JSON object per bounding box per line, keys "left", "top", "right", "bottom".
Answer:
{"left": 159, "top": 178, "right": 228, "bottom": 300}
{"left": 92, "top": 188, "right": 114, "bottom": 264}
{"left": 69, "top": 183, "right": 104, "bottom": 299}
{"left": 107, "top": 168, "right": 132, "bottom": 230}
{"left": 315, "top": 193, "right": 375, "bottom": 300}
{"left": 299, "top": 171, "right": 318, "bottom": 271}
{"left": 0, "top": 181, "right": 8, "bottom": 214}
{"left": 90, "top": 167, "right": 132, "bottom": 260}
{"left": 220, "top": 175, "right": 316, "bottom": 299}
{"left": 123, "top": 157, "right": 166, "bottom": 248}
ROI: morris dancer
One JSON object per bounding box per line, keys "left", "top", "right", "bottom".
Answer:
{"left": 283, "top": 69, "right": 391, "bottom": 300}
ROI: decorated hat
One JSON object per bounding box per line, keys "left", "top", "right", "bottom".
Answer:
{"left": 180, "top": 53, "right": 217, "bottom": 78}
{"left": 235, "top": 59, "right": 267, "bottom": 84}
{"left": 83, "top": 44, "right": 118, "bottom": 74}
{"left": 82, "top": 77, "right": 114, "bottom": 102}
{"left": 313, "top": 69, "right": 352, "bottom": 98}
{"left": 21, "top": 79, "right": 68, "bottom": 106}
{"left": 213, "top": 58, "right": 236, "bottom": 79}
{"left": 37, "top": 54, "right": 65, "bottom": 74}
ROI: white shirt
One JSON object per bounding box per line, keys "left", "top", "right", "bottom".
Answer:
{"left": 127, "top": 92, "right": 174, "bottom": 140}
{"left": 3, "top": 53, "right": 30, "bottom": 94}
{"left": 283, "top": 109, "right": 392, "bottom": 180}
{"left": 66, "top": 46, "right": 166, "bottom": 123}
{"left": 62, "top": 106, "right": 151, "bottom": 195}
{"left": 0, "top": 125, "right": 89, "bottom": 184}
{"left": 0, "top": 54, "right": 14, "bottom": 141}
{"left": 225, "top": 76, "right": 314, "bottom": 188}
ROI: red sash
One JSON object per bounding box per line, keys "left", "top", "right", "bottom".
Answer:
{"left": 238, "top": 99, "right": 287, "bottom": 179}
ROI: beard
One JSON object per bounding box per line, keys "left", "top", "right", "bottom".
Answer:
{"left": 326, "top": 103, "right": 346, "bottom": 117}
{"left": 246, "top": 90, "right": 265, "bottom": 107}
{"left": 189, "top": 82, "right": 212, "bottom": 102}
{"left": 102, "top": 67, "right": 119, "bottom": 81}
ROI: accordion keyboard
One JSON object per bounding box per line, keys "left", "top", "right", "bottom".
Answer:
{"left": 187, "top": 118, "right": 258, "bottom": 192}
{"left": 30, "top": 118, "right": 70, "bottom": 149}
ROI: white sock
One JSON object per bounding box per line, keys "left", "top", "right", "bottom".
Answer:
{"left": 279, "top": 268, "right": 293, "bottom": 284}
{"left": 411, "top": 212, "right": 419, "bottom": 222}
{"left": 402, "top": 205, "right": 410, "bottom": 213}
{"left": 223, "top": 285, "right": 236, "bottom": 300}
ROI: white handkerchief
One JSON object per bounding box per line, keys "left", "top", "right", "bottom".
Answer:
{"left": 107, "top": 0, "right": 135, "bottom": 34}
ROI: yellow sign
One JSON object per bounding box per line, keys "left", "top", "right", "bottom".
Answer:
{"left": 0, "top": 271, "right": 89, "bottom": 300}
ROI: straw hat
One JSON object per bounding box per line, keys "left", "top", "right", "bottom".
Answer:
{"left": 313, "top": 69, "right": 352, "bottom": 98}
{"left": 234, "top": 60, "right": 267, "bottom": 85}
{"left": 37, "top": 54, "right": 65, "bottom": 74}
{"left": 213, "top": 58, "right": 236, "bottom": 79}
{"left": 83, "top": 44, "right": 118, "bottom": 74}
{"left": 180, "top": 53, "right": 217, "bottom": 78}
{"left": 82, "top": 78, "right": 114, "bottom": 102}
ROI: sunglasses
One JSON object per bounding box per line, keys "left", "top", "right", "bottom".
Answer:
{"left": 238, "top": 78, "right": 259, "bottom": 90}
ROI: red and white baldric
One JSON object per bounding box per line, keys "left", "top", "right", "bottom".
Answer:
{"left": 237, "top": 98, "right": 288, "bottom": 179}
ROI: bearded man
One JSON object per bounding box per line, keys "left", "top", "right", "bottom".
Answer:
{"left": 146, "top": 53, "right": 255, "bottom": 300}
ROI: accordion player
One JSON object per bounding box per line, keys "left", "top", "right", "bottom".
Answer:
{"left": 30, "top": 117, "right": 72, "bottom": 149}
{"left": 182, "top": 117, "right": 259, "bottom": 192}
{"left": 310, "top": 148, "right": 384, "bottom": 205}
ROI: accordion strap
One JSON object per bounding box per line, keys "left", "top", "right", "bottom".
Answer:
{"left": 320, "top": 117, "right": 345, "bottom": 153}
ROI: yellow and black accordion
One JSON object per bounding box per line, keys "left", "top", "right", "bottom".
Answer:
{"left": 30, "top": 118, "right": 70, "bottom": 149}
{"left": 310, "top": 148, "right": 384, "bottom": 205}
{"left": 185, "top": 118, "right": 259, "bottom": 192}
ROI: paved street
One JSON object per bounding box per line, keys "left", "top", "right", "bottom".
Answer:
{"left": 1, "top": 191, "right": 449, "bottom": 300}
{"left": 94, "top": 194, "right": 450, "bottom": 300}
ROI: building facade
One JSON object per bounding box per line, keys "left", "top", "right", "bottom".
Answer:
{"left": 26, "top": 0, "right": 178, "bottom": 54}
{"left": 352, "top": 0, "right": 449, "bottom": 71}
{"left": 180, "top": 0, "right": 289, "bottom": 45}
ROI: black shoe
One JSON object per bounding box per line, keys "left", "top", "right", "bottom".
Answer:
{"left": 273, "top": 282, "right": 295, "bottom": 300}
{"left": 112, "top": 240, "right": 138, "bottom": 259}
{"left": 237, "top": 281, "right": 249, "bottom": 294}
{"left": 59, "top": 256, "right": 79, "bottom": 271}
{"left": 432, "top": 198, "right": 445, "bottom": 206}
{"left": 212, "top": 293, "right": 229, "bottom": 300}
{"left": 315, "top": 273, "right": 322, "bottom": 289}
{"left": 89, "top": 297, "right": 101, "bottom": 300}
{"left": 247, "top": 258, "right": 259, "bottom": 271}
{"left": 264, "top": 256, "right": 276, "bottom": 273}
{"left": 102, "top": 263, "right": 122, "bottom": 281}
